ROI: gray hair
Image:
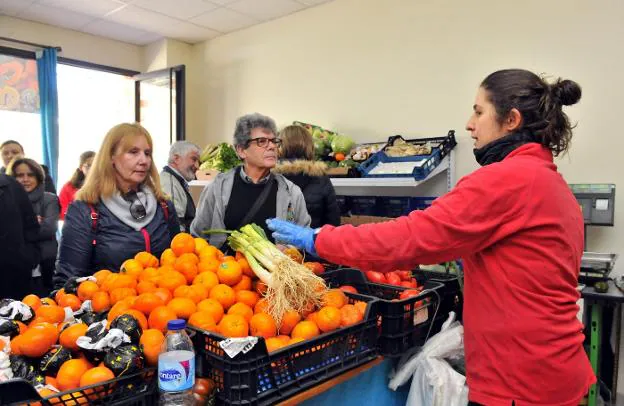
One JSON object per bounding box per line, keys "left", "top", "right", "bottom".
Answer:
{"left": 168, "top": 141, "right": 200, "bottom": 164}
{"left": 233, "top": 113, "right": 278, "bottom": 148}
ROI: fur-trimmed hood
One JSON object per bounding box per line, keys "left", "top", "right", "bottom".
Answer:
{"left": 272, "top": 160, "right": 327, "bottom": 177}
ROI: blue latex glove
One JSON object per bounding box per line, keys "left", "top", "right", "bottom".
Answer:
{"left": 266, "top": 218, "right": 317, "bottom": 255}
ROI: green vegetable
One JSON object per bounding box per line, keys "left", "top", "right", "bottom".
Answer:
{"left": 331, "top": 134, "right": 355, "bottom": 155}
{"left": 199, "top": 143, "right": 241, "bottom": 172}
{"left": 594, "top": 281, "right": 609, "bottom": 293}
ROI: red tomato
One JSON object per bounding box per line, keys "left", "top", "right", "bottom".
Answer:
{"left": 395, "top": 271, "right": 412, "bottom": 281}
{"left": 365, "top": 271, "right": 386, "bottom": 284}
{"left": 400, "top": 279, "right": 418, "bottom": 288}
{"left": 339, "top": 285, "right": 358, "bottom": 294}
{"left": 399, "top": 289, "right": 422, "bottom": 300}
{"left": 386, "top": 272, "right": 402, "bottom": 286}
{"left": 304, "top": 262, "right": 325, "bottom": 275}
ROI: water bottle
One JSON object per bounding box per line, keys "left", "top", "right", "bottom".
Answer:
{"left": 158, "top": 319, "right": 195, "bottom": 405}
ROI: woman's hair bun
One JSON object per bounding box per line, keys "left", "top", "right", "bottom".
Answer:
{"left": 551, "top": 79, "right": 582, "bottom": 106}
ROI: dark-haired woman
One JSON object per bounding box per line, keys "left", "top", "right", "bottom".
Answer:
{"left": 267, "top": 69, "right": 595, "bottom": 406}
{"left": 10, "top": 158, "right": 60, "bottom": 295}
{"left": 59, "top": 151, "right": 95, "bottom": 220}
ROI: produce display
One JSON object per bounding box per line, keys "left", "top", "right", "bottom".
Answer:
{"left": 384, "top": 137, "right": 433, "bottom": 157}
{"left": 199, "top": 143, "right": 241, "bottom": 172}
{"left": 0, "top": 231, "right": 372, "bottom": 404}
{"left": 293, "top": 121, "right": 359, "bottom": 170}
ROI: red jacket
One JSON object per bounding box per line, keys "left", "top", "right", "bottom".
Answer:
{"left": 58, "top": 182, "right": 78, "bottom": 220}
{"left": 316, "top": 143, "right": 595, "bottom": 405}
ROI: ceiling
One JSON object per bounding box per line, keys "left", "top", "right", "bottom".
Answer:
{"left": 0, "top": 0, "right": 333, "bottom": 45}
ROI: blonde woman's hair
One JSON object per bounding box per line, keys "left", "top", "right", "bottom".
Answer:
{"left": 279, "top": 125, "right": 314, "bottom": 161}
{"left": 76, "top": 123, "right": 165, "bottom": 204}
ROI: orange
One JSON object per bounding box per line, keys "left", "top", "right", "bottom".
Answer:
{"left": 249, "top": 313, "right": 277, "bottom": 338}
{"left": 173, "top": 285, "right": 205, "bottom": 304}
{"left": 167, "top": 298, "right": 197, "bottom": 319}
{"left": 287, "top": 337, "right": 305, "bottom": 346}
{"left": 45, "top": 376, "right": 58, "bottom": 388}
{"left": 237, "top": 257, "right": 254, "bottom": 278}
{"left": 59, "top": 323, "right": 88, "bottom": 351}
{"left": 77, "top": 281, "right": 99, "bottom": 301}
{"left": 191, "top": 284, "right": 209, "bottom": 302}
{"left": 15, "top": 321, "right": 27, "bottom": 334}
{"left": 139, "top": 267, "right": 161, "bottom": 284}
{"left": 176, "top": 252, "right": 200, "bottom": 266}
{"left": 194, "top": 237, "right": 209, "bottom": 254}
{"left": 218, "top": 314, "right": 249, "bottom": 338}
{"left": 217, "top": 261, "right": 243, "bottom": 286}
{"left": 322, "top": 289, "right": 348, "bottom": 309}
{"left": 305, "top": 311, "right": 319, "bottom": 325}
{"left": 265, "top": 337, "right": 287, "bottom": 353}
{"left": 142, "top": 343, "right": 161, "bottom": 367}
{"left": 254, "top": 298, "right": 269, "bottom": 314}
{"left": 140, "top": 329, "right": 165, "bottom": 366}
{"left": 153, "top": 288, "right": 173, "bottom": 305}
{"left": 93, "top": 269, "right": 112, "bottom": 286}
{"left": 35, "top": 305, "right": 66, "bottom": 324}
{"left": 291, "top": 321, "right": 320, "bottom": 340}
{"left": 134, "top": 251, "right": 159, "bottom": 268}
{"left": 254, "top": 281, "right": 268, "bottom": 296}
{"left": 103, "top": 274, "right": 137, "bottom": 292}
{"left": 276, "top": 335, "right": 290, "bottom": 344}
{"left": 157, "top": 271, "right": 187, "bottom": 292}
{"left": 22, "top": 294, "right": 42, "bottom": 310}
{"left": 148, "top": 306, "right": 178, "bottom": 333}
{"left": 316, "top": 306, "right": 341, "bottom": 333}
{"left": 133, "top": 293, "right": 165, "bottom": 315}
{"left": 198, "top": 257, "right": 220, "bottom": 274}
{"left": 227, "top": 303, "right": 254, "bottom": 323}
{"left": 209, "top": 284, "right": 236, "bottom": 310}
{"left": 107, "top": 301, "right": 133, "bottom": 324}
{"left": 340, "top": 304, "right": 363, "bottom": 327}
{"left": 188, "top": 311, "right": 217, "bottom": 331}
{"left": 109, "top": 287, "right": 137, "bottom": 305}
{"left": 56, "top": 358, "right": 93, "bottom": 391}
{"left": 160, "top": 248, "right": 177, "bottom": 267}
{"left": 196, "top": 299, "right": 224, "bottom": 324}
{"left": 120, "top": 259, "right": 144, "bottom": 277}
{"left": 354, "top": 301, "right": 367, "bottom": 318}
{"left": 171, "top": 233, "right": 195, "bottom": 256}
{"left": 120, "top": 309, "right": 148, "bottom": 331}
{"left": 10, "top": 334, "right": 24, "bottom": 355}
{"left": 18, "top": 322, "right": 58, "bottom": 357}
{"left": 137, "top": 280, "right": 157, "bottom": 294}
{"left": 235, "top": 290, "right": 259, "bottom": 308}
{"left": 79, "top": 366, "right": 115, "bottom": 399}
{"left": 40, "top": 297, "right": 56, "bottom": 306}
{"left": 278, "top": 310, "right": 301, "bottom": 335}
{"left": 232, "top": 275, "right": 252, "bottom": 292}
{"left": 193, "top": 271, "right": 219, "bottom": 292}
{"left": 55, "top": 288, "right": 66, "bottom": 304}
{"left": 198, "top": 245, "right": 219, "bottom": 261}
{"left": 91, "top": 291, "right": 111, "bottom": 313}
{"left": 174, "top": 261, "right": 198, "bottom": 284}
{"left": 58, "top": 294, "right": 82, "bottom": 312}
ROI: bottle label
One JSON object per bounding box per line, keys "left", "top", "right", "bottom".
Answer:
{"left": 158, "top": 352, "right": 195, "bottom": 392}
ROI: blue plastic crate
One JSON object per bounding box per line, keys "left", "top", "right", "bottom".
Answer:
{"left": 358, "top": 130, "right": 456, "bottom": 180}
{"left": 409, "top": 196, "right": 436, "bottom": 211}
{"left": 377, "top": 197, "right": 410, "bottom": 217}
{"left": 350, "top": 196, "right": 378, "bottom": 215}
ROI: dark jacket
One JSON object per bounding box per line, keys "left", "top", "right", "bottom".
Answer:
{"left": 55, "top": 199, "right": 180, "bottom": 288}
{"left": 273, "top": 160, "right": 340, "bottom": 228}
{"left": 29, "top": 185, "right": 60, "bottom": 261}
{"left": 0, "top": 175, "right": 40, "bottom": 299}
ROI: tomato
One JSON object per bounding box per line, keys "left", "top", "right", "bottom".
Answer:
{"left": 395, "top": 270, "right": 412, "bottom": 281}
{"left": 398, "top": 289, "right": 422, "bottom": 300}
{"left": 303, "top": 262, "right": 325, "bottom": 275}
{"left": 400, "top": 279, "right": 418, "bottom": 288}
{"left": 193, "top": 392, "right": 207, "bottom": 405}
{"left": 335, "top": 152, "right": 346, "bottom": 161}
{"left": 339, "top": 285, "right": 358, "bottom": 294}
{"left": 365, "top": 271, "right": 386, "bottom": 284}
{"left": 385, "top": 272, "right": 402, "bottom": 286}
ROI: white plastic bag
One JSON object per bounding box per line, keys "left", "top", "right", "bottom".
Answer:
{"left": 388, "top": 312, "right": 468, "bottom": 406}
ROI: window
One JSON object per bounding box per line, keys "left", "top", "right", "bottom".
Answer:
{"left": 0, "top": 54, "right": 42, "bottom": 164}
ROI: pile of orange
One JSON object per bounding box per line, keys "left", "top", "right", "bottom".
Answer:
{"left": 9, "top": 232, "right": 368, "bottom": 401}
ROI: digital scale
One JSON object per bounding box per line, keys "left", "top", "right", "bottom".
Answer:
{"left": 570, "top": 184, "right": 617, "bottom": 283}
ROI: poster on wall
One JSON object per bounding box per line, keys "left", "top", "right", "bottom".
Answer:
{"left": 0, "top": 55, "right": 40, "bottom": 113}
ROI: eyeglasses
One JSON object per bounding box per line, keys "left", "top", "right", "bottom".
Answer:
{"left": 246, "top": 137, "right": 282, "bottom": 148}
{"left": 122, "top": 190, "right": 147, "bottom": 220}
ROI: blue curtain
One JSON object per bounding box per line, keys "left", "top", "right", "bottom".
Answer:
{"left": 36, "top": 48, "right": 59, "bottom": 188}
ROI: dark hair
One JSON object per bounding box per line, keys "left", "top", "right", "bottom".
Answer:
{"left": 1, "top": 140, "right": 24, "bottom": 151}
{"left": 8, "top": 157, "right": 45, "bottom": 186}
{"left": 70, "top": 150, "right": 96, "bottom": 189}
{"left": 481, "top": 69, "right": 582, "bottom": 156}
{"left": 279, "top": 125, "right": 314, "bottom": 161}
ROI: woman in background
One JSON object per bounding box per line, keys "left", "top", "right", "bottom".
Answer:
{"left": 9, "top": 158, "right": 60, "bottom": 295}
{"left": 59, "top": 151, "right": 95, "bottom": 219}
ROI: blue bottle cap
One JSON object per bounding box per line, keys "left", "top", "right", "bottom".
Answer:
{"left": 167, "top": 319, "right": 186, "bottom": 330}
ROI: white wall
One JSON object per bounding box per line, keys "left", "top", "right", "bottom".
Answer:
{"left": 0, "top": 16, "right": 143, "bottom": 72}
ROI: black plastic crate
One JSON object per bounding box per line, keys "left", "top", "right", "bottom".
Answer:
{"left": 3, "top": 368, "right": 157, "bottom": 406}
{"left": 189, "top": 293, "right": 379, "bottom": 406}
{"left": 349, "top": 196, "right": 378, "bottom": 216}
{"left": 321, "top": 269, "right": 444, "bottom": 357}
{"left": 413, "top": 269, "right": 463, "bottom": 323}
{"left": 335, "top": 195, "right": 351, "bottom": 216}
{"left": 377, "top": 197, "right": 411, "bottom": 217}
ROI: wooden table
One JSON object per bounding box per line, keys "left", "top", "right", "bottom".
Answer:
{"left": 276, "top": 356, "right": 385, "bottom": 406}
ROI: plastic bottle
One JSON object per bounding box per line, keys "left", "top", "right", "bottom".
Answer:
{"left": 158, "top": 319, "right": 195, "bottom": 405}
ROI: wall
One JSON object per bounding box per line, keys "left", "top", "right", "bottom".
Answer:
{"left": 0, "top": 16, "right": 143, "bottom": 72}
{"left": 193, "top": 0, "right": 624, "bottom": 256}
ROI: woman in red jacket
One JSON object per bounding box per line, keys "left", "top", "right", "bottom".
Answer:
{"left": 267, "top": 69, "right": 595, "bottom": 406}
{"left": 58, "top": 151, "right": 95, "bottom": 219}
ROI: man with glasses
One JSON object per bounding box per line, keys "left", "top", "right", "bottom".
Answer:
{"left": 191, "top": 113, "right": 310, "bottom": 249}
{"left": 160, "top": 141, "right": 201, "bottom": 232}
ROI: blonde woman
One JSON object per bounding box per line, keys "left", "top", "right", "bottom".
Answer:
{"left": 56, "top": 123, "right": 180, "bottom": 288}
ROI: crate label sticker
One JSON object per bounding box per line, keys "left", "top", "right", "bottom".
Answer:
{"left": 220, "top": 337, "right": 259, "bottom": 358}
{"left": 413, "top": 308, "right": 429, "bottom": 326}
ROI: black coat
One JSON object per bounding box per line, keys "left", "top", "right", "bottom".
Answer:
{"left": 273, "top": 160, "right": 340, "bottom": 228}
{"left": 55, "top": 199, "right": 180, "bottom": 288}
{"left": 0, "top": 175, "right": 40, "bottom": 299}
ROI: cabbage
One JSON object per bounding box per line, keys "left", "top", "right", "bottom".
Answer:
{"left": 330, "top": 135, "right": 355, "bottom": 154}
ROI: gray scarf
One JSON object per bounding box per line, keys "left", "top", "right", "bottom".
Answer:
{"left": 102, "top": 185, "right": 157, "bottom": 231}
